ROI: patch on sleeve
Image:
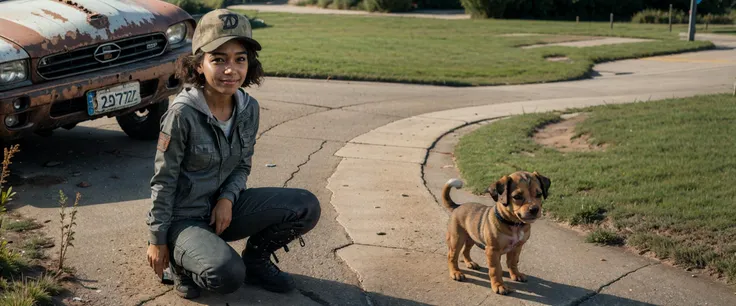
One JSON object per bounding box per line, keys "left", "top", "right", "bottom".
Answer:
{"left": 157, "top": 132, "right": 171, "bottom": 152}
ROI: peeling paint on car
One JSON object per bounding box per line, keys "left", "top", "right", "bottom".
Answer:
{"left": 0, "top": 37, "right": 29, "bottom": 62}
{"left": 0, "top": 0, "right": 156, "bottom": 43}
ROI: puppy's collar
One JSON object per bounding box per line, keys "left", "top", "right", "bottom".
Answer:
{"left": 494, "top": 206, "right": 525, "bottom": 227}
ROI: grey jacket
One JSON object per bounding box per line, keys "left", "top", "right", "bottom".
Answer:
{"left": 147, "top": 87, "right": 259, "bottom": 245}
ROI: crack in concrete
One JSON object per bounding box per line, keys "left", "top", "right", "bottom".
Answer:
{"left": 418, "top": 116, "right": 510, "bottom": 211}
{"left": 257, "top": 93, "right": 444, "bottom": 141}
{"left": 565, "top": 263, "right": 656, "bottom": 306}
{"left": 334, "top": 242, "right": 437, "bottom": 255}
{"left": 475, "top": 295, "right": 490, "bottom": 306}
{"left": 265, "top": 98, "right": 335, "bottom": 110}
{"left": 299, "top": 289, "right": 332, "bottom": 306}
{"left": 136, "top": 288, "right": 172, "bottom": 306}
{"left": 283, "top": 140, "right": 328, "bottom": 188}
{"left": 332, "top": 242, "right": 353, "bottom": 253}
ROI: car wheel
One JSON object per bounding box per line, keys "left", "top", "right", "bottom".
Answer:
{"left": 116, "top": 100, "right": 168, "bottom": 140}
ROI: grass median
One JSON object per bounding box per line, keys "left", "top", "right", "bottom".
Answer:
{"left": 454, "top": 94, "right": 736, "bottom": 282}
{"left": 237, "top": 11, "right": 714, "bottom": 86}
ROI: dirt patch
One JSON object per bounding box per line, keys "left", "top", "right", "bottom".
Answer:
{"left": 546, "top": 56, "right": 570, "bottom": 62}
{"left": 533, "top": 113, "right": 607, "bottom": 152}
{"left": 498, "top": 33, "right": 542, "bottom": 37}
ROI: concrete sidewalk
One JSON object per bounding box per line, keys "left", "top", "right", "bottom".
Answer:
{"left": 327, "top": 95, "right": 736, "bottom": 305}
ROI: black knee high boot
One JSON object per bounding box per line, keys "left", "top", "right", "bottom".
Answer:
{"left": 242, "top": 226, "right": 305, "bottom": 293}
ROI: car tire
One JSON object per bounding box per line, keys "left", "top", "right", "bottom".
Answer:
{"left": 116, "top": 99, "right": 169, "bottom": 140}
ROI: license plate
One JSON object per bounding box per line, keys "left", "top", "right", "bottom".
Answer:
{"left": 86, "top": 82, "right": 141, "bottom": 116}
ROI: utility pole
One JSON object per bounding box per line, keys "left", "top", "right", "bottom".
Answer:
{"left": 688, "top": 0, "right": 698, "bottom": 41}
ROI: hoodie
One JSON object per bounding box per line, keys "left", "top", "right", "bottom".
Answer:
{"left": 147, "top": 87, "right": 259, "bottom": 245}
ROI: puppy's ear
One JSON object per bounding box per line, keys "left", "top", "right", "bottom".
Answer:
{"left": 533, "top": 171, "right": 551, "bottom": 199}
{"left": 489, "top": 176, "right": 511, "bottom": 205}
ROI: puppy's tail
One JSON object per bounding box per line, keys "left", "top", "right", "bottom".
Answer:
{"left": 442, "top": 178, "right": 464, "bottom": 211}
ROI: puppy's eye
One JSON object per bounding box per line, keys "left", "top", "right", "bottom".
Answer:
{"left": 536, "top": 192, "right": 543, "bottom": 198}
{"left": 513, "top": 194, "right": 524, "bottom": 201}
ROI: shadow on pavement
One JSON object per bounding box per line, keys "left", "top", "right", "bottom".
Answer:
{"left": 460, "top": 268, "right": 657, "bottom": 306}
{"left": 4, "top": 124, "right": 156, "bottom": 207}
{"left": 165, "top": 274, "right": 433, "bottom": 306}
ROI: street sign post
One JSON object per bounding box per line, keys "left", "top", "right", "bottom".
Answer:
{"left": 688, "top": 0, "right": 698, "bottom": 41}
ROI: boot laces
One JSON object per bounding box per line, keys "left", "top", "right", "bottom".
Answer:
{"left": 269, "top": 230, "right": 306, "bottom": 264}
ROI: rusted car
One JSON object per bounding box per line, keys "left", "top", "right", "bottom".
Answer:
{"left": 0, "top": 0, "right": 195, "bottom": 141}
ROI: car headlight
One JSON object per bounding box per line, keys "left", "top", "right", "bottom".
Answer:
{"left": 0, "top": 60, "right": 27, "bottom": 85}
{"left": 166, "top": 22, "right": 187, "bottom": 45}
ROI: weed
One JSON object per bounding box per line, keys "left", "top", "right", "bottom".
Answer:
{"left": 4, "top": 220, "right": 41, "bottom": 233}
{"left": 57, "top": 191, "right": 80, "bottom": 272}
{"left": 0, "top": 240, "right": 26, "bottom": 278}
{"left": 586, "top": 229, "right": 624, "bottom": 245}
{"left": 0, "top": 144, "right": 19, "bottom": 215}
{"left": 0, "top": 288, "right": 35, "bottom": 306}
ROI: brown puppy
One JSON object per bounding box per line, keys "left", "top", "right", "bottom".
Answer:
{"left": 442, "top": 171, "right": 551, "bottom": 295}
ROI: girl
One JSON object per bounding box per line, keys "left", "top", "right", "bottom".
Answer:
{"left": 145, "top": 9, "right": 321, "bottom": 299}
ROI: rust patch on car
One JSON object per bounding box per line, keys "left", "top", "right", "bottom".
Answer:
{"left": 55, "top": 0, "right": 93, "bottom": 14}
{"left": 42, "top": 9, "right": 69, "bottom": 23}
{"left": 87, "top": 14, "right": 110, "bottom": 29}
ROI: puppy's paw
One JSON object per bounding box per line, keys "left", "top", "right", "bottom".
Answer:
{"left": 492, "top": 283, "right": 511, "bottom": 295}
{"left": 450, "top": 271, "right": 466, "bottom": 281}
{"left": 465, "top": 261, "right": 480, "bottom": 270}
{"left": 510, "top": 272, "right": 527, "bottom": 282}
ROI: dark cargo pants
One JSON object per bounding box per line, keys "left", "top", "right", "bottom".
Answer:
{"left": 166, "top": 187, "right": 321, "bottom": 294}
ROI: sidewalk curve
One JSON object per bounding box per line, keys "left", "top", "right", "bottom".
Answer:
{"left": 327, "top": 93, "right": 736, "bottom": 305}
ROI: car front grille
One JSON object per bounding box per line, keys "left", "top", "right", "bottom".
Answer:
{"left": 37, "top": 33, "right": 168, "bottom": 80}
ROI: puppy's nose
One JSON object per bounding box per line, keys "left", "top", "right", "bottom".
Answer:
{"left": 529, "top": 206, "right": 540, "bottom": 215}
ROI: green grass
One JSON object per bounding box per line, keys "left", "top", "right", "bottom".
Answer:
{"left": 0, "top": 240, "right": 26, "bottom": 278}
{"left": 0, "top": 276, "right": 55, "bottom": 306}
{"left": 454, "top": 94, "right": 736, "bottom": 281}
{"left": 586, "top": 229, "right": 624, "bottom": 245}
{"left": 21, "top": 235, "right": 53, "bottom": 260}
{"left": 3, "top": 220, "right": 41, "bottom": 232}
{"left": 234, "top": 11, "right": 714, "bottom": 86}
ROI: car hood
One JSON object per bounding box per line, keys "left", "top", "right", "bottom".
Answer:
{"left": 0, "top": 36, "right": 29, "bottom": 63}
{"left": 0, "top": 0, "right": 191, "bottom": 59}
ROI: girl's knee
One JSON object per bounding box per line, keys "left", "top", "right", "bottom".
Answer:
{"left": 204, "top": 256, "right": 245, "bottom": 294}
{"left": 295, "top": 189, "right": 321, "bottom": 231}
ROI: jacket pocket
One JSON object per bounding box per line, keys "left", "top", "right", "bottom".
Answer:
{"left": 184, "top": 143, "right": 215, "bottom": 172}
{"left": 173, "top": 178, "right": 192, "bottom": 207}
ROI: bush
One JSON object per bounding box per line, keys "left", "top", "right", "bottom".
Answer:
{"left": 460, "top": 0, "right": 511, "bottom": 19}
{"left": 632, "top": 8, "right": 688, "bottom": 24}
{"left": 165, "top": 0, "right": 208, "bottom": 14}
{"left": 632, "top": 9, "right": 734, "bottom": 25}
{"left": 332, "top": 0, "right": 361, "bottom": 9}
{"left": 415, "top": 0, "right": 462, "bottom": 10}
{"left": 165, "top": 0, "right": 225, "bottom": 14}
{"left": 702, "top": 12, "right": 735, "bottom": 24}
{"left": 363, "top": 0, "right": 413, "bottom": 12}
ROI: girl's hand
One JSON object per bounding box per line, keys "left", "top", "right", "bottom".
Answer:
{"left": 147, "top": 244, "right": 169, "bottom": 279}
{"left": 210, "top": 199, "right": 233, "bottom": 235}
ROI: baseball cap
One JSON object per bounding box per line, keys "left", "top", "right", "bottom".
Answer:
{"left": 192, "top": 9, "right": 262, "bottom": 55}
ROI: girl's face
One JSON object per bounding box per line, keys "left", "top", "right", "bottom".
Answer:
{"left": 197, "top": 39, "right": 249, "bottom": 96}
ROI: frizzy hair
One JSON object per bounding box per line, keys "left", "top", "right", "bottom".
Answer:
{"left": 176, "top": 42, "right": 264, "bottom": 88}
